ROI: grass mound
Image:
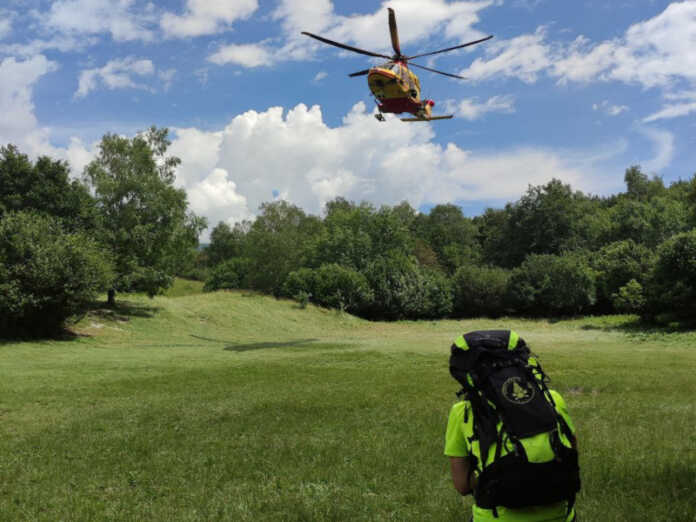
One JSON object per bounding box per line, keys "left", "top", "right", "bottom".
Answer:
{"left": 1, "top": 292, "right": 694, "bottom": 521}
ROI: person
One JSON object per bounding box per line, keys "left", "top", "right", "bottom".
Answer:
{"left": 444, "top": 330, "right": 579, "bottom": 522}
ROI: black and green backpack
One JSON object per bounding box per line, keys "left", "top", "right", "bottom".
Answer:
{"left": 449, "top": 330, "right": 581, "bottom": 515}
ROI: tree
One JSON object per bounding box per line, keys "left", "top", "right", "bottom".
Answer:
{"left": 507, "top": 253, "right": 596, "bottom": 316}
{"left": 205, "top": 220, "right": 250, "bottom": 267}
{"left": 452, "top": 264, "right": 511, "bottom": 317}
{"left": 645, "top": 230, "right": 696, "bottom": 320}
{"left": 412, "top": 204, "right": 479, "bottom": 272}
{"left": 243, "top": 200, "right": 321, "bottom": 294}
{"left": 0, "top": 145, "right": 97, "bottom": 232}
{"left": 84, "top": 127, "right": 206, "bottom": 305}
{"left": 0, "top": 211, "right": 113, "bottom": 336}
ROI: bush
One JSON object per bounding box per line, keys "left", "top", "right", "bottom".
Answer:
{"left": 644, "top": 230, "right": 696, "bottom": 319}
{"left": 592, "top": 240, "right": 655, "bottom": 312}
{"left": 452, "top": 264, "right": 511, "bottom": 317}
{"left": 612, "top": 279, "right": 646, "bottom": 314}
{"left": 363, "top": 254, "right": 453, "bottom": 320}
{"left": 282, "top": 268, "right": 316, "bottom": 299}
{"left": 507, "top": 253, "right": 596, "bottom": 316}
{"left": 203, "top": 258, "right": 251, "bottom": 291}
{"left": 0, "top": 211, "right": 113, "bottom": 336}
{"left": 312, "top": 264, "right": 373, "bottom": 314}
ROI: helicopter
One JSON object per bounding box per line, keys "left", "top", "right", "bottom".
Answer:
{"left": 302, "top": 8, "right": 493, "bottom": 122}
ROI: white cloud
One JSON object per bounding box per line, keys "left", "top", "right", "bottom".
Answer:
{"left": 0, "top": 55, "right": 58, "bottom": 155}
{"left": 313, "top": 71, "right": 328, "bottom": 83}
{"left": 592, "top": 100, "right": 629, "bottom": 116}
{"left": 75, "top": 57, "right": 155, "bottom": 98}
{"left": 169, "top": 103, "right": 615, "bottom": 238}
{"left": 462, "top": 2, "right": 696, "bottom": 90}
{"left": 0, "top": 16, "right": 11, "bottom": 40}
{"left": 0, "top": 35, "right": 98, "bottom": 56}
{"left": 43, "top": 0, "right": 156, "bottom": 42}
{"left": 643, "top": 90, "right": 696, "bottom": 122}
{"left": 214, "top": 0, "right": 495, "bottom": 68}
{"left": 461, "top": 27, "right": 551, "bottom": 83}
{"left": 207, "top": 43, "right": 272, "bottom": 67}
{"left": 159, "top": 68, "right": 176, "bottom": 91}
{"left": 448, "top": 95, "right": 515, "bottom": 120}
{"left": 187, "top": 168, "right": 251, "bottom": 227}
{"left": 161, "top": 0, "right": 258, "bottom": 38}
{"left": 637, "top": 126, "right": 675, "bottom": 173}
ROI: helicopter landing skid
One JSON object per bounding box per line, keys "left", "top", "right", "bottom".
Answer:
{"left": 374, "top": 113, "right": 386, "bottom": 122}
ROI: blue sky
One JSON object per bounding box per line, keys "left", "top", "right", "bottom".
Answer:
{"left": 1, "top": 1, "right": 695, "bottom": 237}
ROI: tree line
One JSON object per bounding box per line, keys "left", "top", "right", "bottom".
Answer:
{"left": 2, "top": 127, "right": 696, "bottom": 336}
{"left": 0, "top": 128, "right": 205, "bottom": 336}
{"left": 199, "top": 167, "right": 696, "bottom": 323}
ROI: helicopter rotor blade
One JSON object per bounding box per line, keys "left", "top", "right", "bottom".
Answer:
{"left": 301, "top": 31, "right": 391, "bottom": 59}
{"left": 388, "top": 8, "right": 401, "bottom": 57}
{"left": 408, "top": 62, "right": 467, "bottom": 80}
{"left": 405, "top": 35, "right": 494, "bottom": 60}
{"left": 348, "top": 69, "right": 371, "bottom": 77}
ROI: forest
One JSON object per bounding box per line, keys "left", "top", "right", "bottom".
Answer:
{"left": 2, "top": 127, "right": 696, "bottom": 335}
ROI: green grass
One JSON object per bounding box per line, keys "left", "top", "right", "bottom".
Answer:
{"left": 1, "top": 291, "right": 695, "bottom": 521}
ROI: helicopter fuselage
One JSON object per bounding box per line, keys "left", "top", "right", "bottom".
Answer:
{"left": 367, "top": 62, "right": 434, "bottom": 118}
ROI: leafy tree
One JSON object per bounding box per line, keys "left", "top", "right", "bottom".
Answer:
{"left": 592, "top": 240, "right": 655, "bottom": 312}
{"left": 624, "top": 165, "right": 666, "bottom": 201}
{"left": 606, "top": 196, "right": 689, "bottom": 248}
{"left": 452, "top": 264, "right": 511, "bottom": 318}
{"left": 507, "top": 253, "right": 596, "bottom": 316}
{"left": 244, "top": 200, "right": 321, "bottom": 294}
{"left": 363, "top": 254, "right": 453, "bottom": 320}
{"left": 612, "top": 279, "right": 646, "bottom": 314}
{"left": 0, "top": 211, "right": 113, "bottom": 336}
{"left": 205, "top": 220, "right": 250, "bottom": 266}
{"left": 0, "top": 145, "right": 97, "bottom": 232}
{"left": 645, "top": 230, "right": 696, "bottom": 319}
{"left": 84, "top": 127, "right": 206, "bottom": 305}
{"left": 203, "top": 258, "right": 252, "bottom": 292}
{"left": 412, "top": 204, "right": 479, "bottom": 272}
{"left": 309, "top": 199, "right": 411, "bottom": 271}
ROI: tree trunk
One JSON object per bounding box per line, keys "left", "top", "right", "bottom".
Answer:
{"left": 107, "top": 288, "right": 116, "bottom": 307}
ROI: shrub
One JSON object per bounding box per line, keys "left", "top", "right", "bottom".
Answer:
{"left": 644, "top": 230, "right": 696, "bottom": 318}
{"left": 312, "top": 264, "right": 373, "bottom": 314}
{"left": 363, "top": 254, "right": 453, "bottom": 320}
{"left": 612, "top": 279, "right": 646, "bottom": 314}
{"left": 0, "top": 211, "right": 113, "bottom": 336}
{"left": 452, "top": 264, "right": 511, "bottom": 317}
{"left": 203, "top": 258, "right": 252, "bottom": 291}
{"left": 592, "top": 240, "right": 655, "bottom": 312}
{"left": 507, "top": 253, "right": 596, "bottom": 316}
{"left": 282, "top": 268, "right": 316, "bottom": 299}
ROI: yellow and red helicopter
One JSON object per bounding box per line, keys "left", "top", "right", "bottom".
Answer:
{"left": 302, "top": 8, "right": 492, "bottom": 122}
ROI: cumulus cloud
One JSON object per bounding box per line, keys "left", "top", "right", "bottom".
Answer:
{"left": 75, "top": 57, "right": 155, "bottom": 98}
{"left": 210, "top": 0, "right": 495, "bottom": 68}
{"left": 447, "top": 95, "right": 515, "bottom": 120}
{"left": 462, "top": 2, "right": 696, "bottom": 89}
{"left": 592, "top": 100, "right": 629, "bottom": 116}
{"left": 43, "top": 0, "right": 156, "bottom": 42}
{"left": 207, "top": 43, "right": 273, "bottom": 67}
{"left": 0, "top": 55, "right": 57, "bottom": 154}
{"left": 161, "top": 0, "right": 258, "bottom": 38}
{"left": 169, "top": 102, "right": 613, "bottom": 238}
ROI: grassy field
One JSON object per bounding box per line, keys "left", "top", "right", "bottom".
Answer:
{"left": 1, "top": 282, "right": 695, "bottom": 521}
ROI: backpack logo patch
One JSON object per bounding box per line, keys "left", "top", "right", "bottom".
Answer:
{"left": 502, "top": 376, "right": 535, "bottom": 404}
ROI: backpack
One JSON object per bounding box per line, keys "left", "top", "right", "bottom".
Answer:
{"left": 449, "top": 330, "right": 581, "bottom": 516}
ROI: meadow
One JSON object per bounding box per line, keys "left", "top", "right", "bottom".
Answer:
{"left": 1, "top": 280, "right": 695, "bottom": 521}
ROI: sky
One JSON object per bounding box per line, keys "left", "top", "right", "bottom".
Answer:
{"left": 1, "top": 0, "right": 696, "bottom": 239}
